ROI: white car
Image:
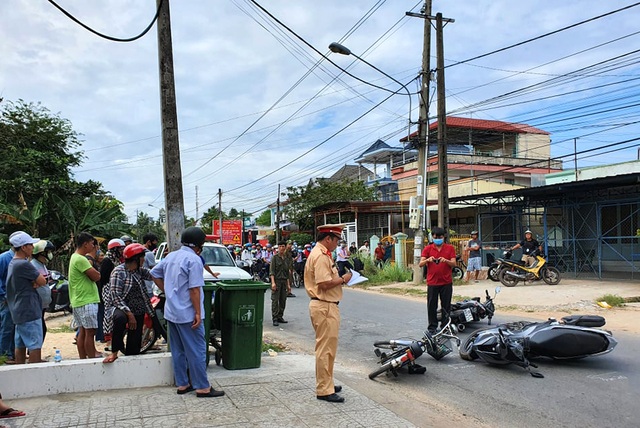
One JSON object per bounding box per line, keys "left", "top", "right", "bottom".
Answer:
{"left": 154, "top": 241, "right": 252, "bottom": 281}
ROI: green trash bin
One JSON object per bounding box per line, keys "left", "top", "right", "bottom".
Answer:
{"left": 217, "top": 280, "right": 270, "bottom": 370}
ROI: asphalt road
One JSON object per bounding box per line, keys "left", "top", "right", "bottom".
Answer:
{"left": 263, "top": 287, "right": 639, "bottom": 428}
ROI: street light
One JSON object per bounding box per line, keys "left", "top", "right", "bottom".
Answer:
{"left": 329, "top": 41, "right": 420, "bottom": 281}
{"left": 328, "top": 42, "right": 413, "bottom": 147}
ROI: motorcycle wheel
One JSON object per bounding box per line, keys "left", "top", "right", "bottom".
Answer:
{"left": 487, "top": 266, "right": 501, "bottom": 282}
{"left": 452, "top": 267, "right": 464, "bottom": 281}
{"left": 139, "top": 326, "right": 157, "bottom": 354}
{"left": 541, "top": 266, "right": 561, "bottom": 285}
{"left": 459, "top": 326, "right": 493, "bottom": 361}
{"left": 369, "top": 360, "right": 394, "bottom": 380}
{"left": 498, "top": 268, "right": 519, "bottom": 287}
{"left": 292, "top": 271, "right": 303, "bottom": 288}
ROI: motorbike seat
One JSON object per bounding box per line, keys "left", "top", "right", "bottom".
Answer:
{"left": 561, "top": 315, "right": 605, "bottom": 328}
{"left": 451, "top": 300, "right": 479, "bottom": 310}
{"left": 529, "top": 328, "right": 609, "bottom": 358}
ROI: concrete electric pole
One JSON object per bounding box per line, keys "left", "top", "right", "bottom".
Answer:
{"left": 435, "top": 12, "right": 452, "bottom": 235}
{"left": 156, "top": 0, "right": 185, "bottom": 251}
{"left": 407, "top": 0, "right": 432, "bottom": 284}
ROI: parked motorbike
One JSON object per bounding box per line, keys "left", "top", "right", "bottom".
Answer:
{"left": 459, "top": 315, "right": 617, "bottom": 377}
{"left": 45, "top": 270, "right": 72, "bottom": 314}
{"left": 498, "top": 249, "right": 561, "bottom": 287}
{"left": 452, "top": 255, "right": 465, "bottom": 281}
{"left": 487, "top": 249, "right": 514, "bottom": 282}
{"left": 368, "top": 318, "right": 460, "bottom": 380}
{"left": 251, "top": 259, "right": 270, "bottom": 283}
{"left": 438, "top": 287, "right": 500, "bottom": 332}
{"left": 139, "top": 292, "right": 167, "bottom": 354}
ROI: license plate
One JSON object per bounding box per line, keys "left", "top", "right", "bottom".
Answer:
{"left": 464, "top": 308, "right": 474, "bottom": 322}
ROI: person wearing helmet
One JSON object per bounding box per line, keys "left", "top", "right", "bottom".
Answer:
{"left": 98, "top": 239, "right": 126, "bottom": 347}
{"left": 120, "top": 235, "right": 133, "bottom": 246}
{"left": 418, "top": 227, "right": 457, "bottom": 334}
{"left": 511, "top": 230, "right": 542, "bottom": 267}
{"left": 31, "top": 240, "right": 55, "bottom": 341}
{"left": 102, "top": 244, "right": 156, "bottom": 364}
{"left": 465, "top": 231, "right": 483, "bottom": 283}
{"left": 150, "top": 227, "right": 224, "bottom": 398}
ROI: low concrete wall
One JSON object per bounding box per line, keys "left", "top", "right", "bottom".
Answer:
{"left": 0, "top": 353, "right": 174, "bottom": 399}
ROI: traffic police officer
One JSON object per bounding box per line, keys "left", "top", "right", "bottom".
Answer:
{"left": 304, "top": 224, "right": 352, "bottom": 403}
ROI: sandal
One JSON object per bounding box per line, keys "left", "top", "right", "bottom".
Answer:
{"left": 196, "top": 387, "right": 225, "bottom": 398}
{"left": 0, "top": 408, "right": 26, "bottom": 419}
{"left": 176, "top": 385, "right": 194, "bottom": 395}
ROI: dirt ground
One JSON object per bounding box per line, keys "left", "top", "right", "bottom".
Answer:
{"left": 41, "top": 313, "right": 113, "bottom": 362}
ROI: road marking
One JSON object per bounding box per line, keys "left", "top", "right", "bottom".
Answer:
{"left": 587, "top": 372, "right": 628, "bottom": 382}
{"left": 447, "top": 362, "right": 475, "bottom": 370}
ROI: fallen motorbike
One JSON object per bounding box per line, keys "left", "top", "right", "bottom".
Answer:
{"left": 45, "top": 270, "right": 72, "bottom": 314}
{"left": 438, "top": 287, "right": 500, "bottom": 332}
{"left": 498, "top": 249, "right": 561, "bottom": 287}
{"left": 459, "top": 315, "right": 617, "bottom": 377}
{"left": 487, "top": 249, "right": 513, "bottom": 282}
{"left": 368, "top": 318, "right": 460, "bottom": 380}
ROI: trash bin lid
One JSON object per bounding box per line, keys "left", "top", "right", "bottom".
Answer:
{"left": 203, "top": 279, "right": 222, "bottom": 291}
{"left": 218, "top": 280, "right": 270, "bottom": 291}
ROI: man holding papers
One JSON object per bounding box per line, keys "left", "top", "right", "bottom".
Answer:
{"left": 304, "top": 224, "right": 352, "bottom": 403}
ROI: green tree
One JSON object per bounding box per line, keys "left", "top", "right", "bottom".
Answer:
{"left": 200, "top": 205, "right": 228, "bottom": 233}
{"left": 255, "top": 209, "right": 272, "bottom": 226}
{"left": 283, "top": 180, "right": 377, "bottom": 231}
{"left": 131, "top": 211, "right": 166, "bottom": 242}
{"left": 228, "top": 208, "right": 239, "bottom": 218}
{"left": 0, "top": 100, "right": 110, "bottom": 243}
{"left": 52, "top": 194, "right": 128, "bottom": 242}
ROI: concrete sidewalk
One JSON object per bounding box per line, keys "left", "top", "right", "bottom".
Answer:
{"left": 2, "top": 354, "right": 415, "bottom": 428}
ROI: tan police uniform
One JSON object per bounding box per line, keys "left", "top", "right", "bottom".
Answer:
{"left": 304, "top": 241, "right": 343, "bottom": 396}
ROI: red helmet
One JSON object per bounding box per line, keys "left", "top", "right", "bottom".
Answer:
{"left": 123, "top": 243, "right": 146, "bottom": 260}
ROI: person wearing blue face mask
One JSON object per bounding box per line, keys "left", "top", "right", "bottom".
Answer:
{"left": 418, "top": 227, "right": 457, "bottom": 334}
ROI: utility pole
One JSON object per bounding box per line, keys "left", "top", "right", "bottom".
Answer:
{"left": 435, "top": 12, "right": 451, "bottom": 235}
{"left": 156, "top": 0, "right": 185, "bottom": 251}
{"left": 275, "top": 184, "right": 281, "bottom": 243}
{"left": 195, "top": 185, "right": 199, "bottom": 223}
{"left": 218, "top": 188, "right": 223, "bottom": 244}
{"left": 407, "top": 0, "right": 432, "bottom": 284}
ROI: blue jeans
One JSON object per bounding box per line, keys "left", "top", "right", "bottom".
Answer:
{"left": 0, "top": 299, "right": 15, "bottom": 359}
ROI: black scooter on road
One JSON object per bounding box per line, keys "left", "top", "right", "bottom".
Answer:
{"left": 460, "top": 315, "right": 617, "bottom": 377}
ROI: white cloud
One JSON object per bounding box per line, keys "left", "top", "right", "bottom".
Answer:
{"left": 2, "top": 0, "right": 639, "bottom": 221}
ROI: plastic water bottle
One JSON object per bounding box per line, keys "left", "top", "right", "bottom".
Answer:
{"left": 54, "top": 349, "right": 62, "bottom": 363}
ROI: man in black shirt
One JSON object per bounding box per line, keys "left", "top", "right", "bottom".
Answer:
{"left": 511, "top": 230, "right": 543, "bottom": 267}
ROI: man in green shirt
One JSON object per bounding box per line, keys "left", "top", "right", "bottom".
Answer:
{"left": 69, "top": 232, "right": 101, "bottom": 359}
{"left": 270, "top": 242, "right": 292, "bottom": 326}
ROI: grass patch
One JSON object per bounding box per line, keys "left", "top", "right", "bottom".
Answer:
{"left": 452, "top": 294, "right": 473, "bottom": 302}
{"left": 0, "top": 354, "right": 8, "bottom": 366}
{"left": 596, "top": 294, "right": 626, "bottom": 307}
{"left": 48, "top": 324, "right": 75, "bottom": 333}
{"left": 382, "top": 287, "right": 426, "bottom": 297}
{"left": 352, "top": 256, "right": 413, "bottom": 286}
{"left": 262, "top": 340, "right": 288, "bottom": 353}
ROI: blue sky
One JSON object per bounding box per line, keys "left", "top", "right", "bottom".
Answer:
{"left": 2, "top": 1, "right": 639, "bottom": 222}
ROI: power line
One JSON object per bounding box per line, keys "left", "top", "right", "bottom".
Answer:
{"left": 47, "top": 0, "right": 162, "bottom": 42}
{"left": 446, "top": 2, "right": 640, "bottom": 68}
